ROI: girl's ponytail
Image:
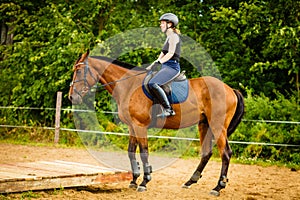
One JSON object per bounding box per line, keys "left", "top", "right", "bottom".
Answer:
{"left": 173, "top": 27, "right": 180, "bottom": 35}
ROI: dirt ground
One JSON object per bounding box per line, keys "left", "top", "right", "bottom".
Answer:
{"left": 0, "top": 143, "right": 299, "bottom": 200}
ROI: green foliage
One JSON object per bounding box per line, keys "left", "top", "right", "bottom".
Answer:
{"left": 1, "top": 0, "right": 299, "bottom": 110}
{"left": 202, "top": 0, "right": 300, "bottom": 97}
{"left": 20, "top": 190, "right": 41, "bottom": 199}
{"left": 0, "top": 126, "right": 82, "bottom": 147}
{"left": 0, "top": 1, "right": 106, "bottom": 125}
{"left": 231, "top": 89, "right": 300, "bottom": 164}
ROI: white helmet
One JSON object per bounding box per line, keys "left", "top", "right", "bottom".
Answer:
{"left": 159, "top": 13, "right": 179, "bottom": 27}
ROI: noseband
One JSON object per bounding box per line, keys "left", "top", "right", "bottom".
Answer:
{"left": 70, "top": 60, "right": 98, "bottom": 97}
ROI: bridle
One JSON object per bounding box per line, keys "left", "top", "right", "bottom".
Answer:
{"left": 70, "top": 59, "right": 147, "bottom": 97}
{"left": 70, "top": 60, "right": 98, "bottom": 98}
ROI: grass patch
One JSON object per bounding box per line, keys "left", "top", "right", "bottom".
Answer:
{"left": 230, "top": 156, "right": 300, "bottom": 170}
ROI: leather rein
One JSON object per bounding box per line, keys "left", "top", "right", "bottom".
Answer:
{"left": 70, "top": 60, "right": 147, "bottom": 95}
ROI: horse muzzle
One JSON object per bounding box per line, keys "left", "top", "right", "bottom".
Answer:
{"left": 69, "top": 93, "right": 83, "bottom": 105}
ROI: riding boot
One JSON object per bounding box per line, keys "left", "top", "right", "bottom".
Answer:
{"left": 149, "top": 83, "right": 175, "bottom": 117}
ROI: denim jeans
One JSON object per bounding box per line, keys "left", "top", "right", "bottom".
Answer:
{"left": 148, "top": 60, "right": 180, "bottom": 86}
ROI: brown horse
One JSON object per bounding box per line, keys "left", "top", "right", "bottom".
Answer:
{"left": 68, "top": 51, "right": 244, "bottom": 196}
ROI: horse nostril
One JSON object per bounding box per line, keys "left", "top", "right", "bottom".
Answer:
{"left": 69, "top": 96, "right": 73, "bottom": 101}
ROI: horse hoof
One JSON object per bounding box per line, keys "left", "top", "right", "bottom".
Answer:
{"left": 182, "top": 180, "right": 196, "bottom": 189}
{"left": 181, "top": 184, "right": 191, "bottom": 189}
{"left": 210, "top": 189, "right": 220, "bottom": 196}
{"left": 137, "top": 186, "right": 147, "bottom": 192}
{"left": 129, "top": 183, "right": 138, "bottom": 189}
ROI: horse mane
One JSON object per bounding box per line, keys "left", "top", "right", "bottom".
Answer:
{"left": 90, "top": 56, "right": 145, "bottom": 71}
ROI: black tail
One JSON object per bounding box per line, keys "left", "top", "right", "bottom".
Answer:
{"left": 227, "top": 90, "right": 245, "bottom": 137}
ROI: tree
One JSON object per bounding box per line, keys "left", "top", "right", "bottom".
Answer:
{"left": 0, "top": 0, "right": 299, "bottom": 126}
{"left": 0, "top": 1, "right": 106, "bottom": 123}
{"left": 201, "top": 0, "right": 300, "bottom": 98}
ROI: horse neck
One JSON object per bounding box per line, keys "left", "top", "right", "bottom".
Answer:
{"left": 89, "top": 57, "right": 139, "bottom": 94}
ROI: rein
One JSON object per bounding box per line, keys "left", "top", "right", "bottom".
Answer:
{"left": 71, "top": 60, "right": 147, "bottom": 93}
{"left": 99, "top": 71, "right": 147, "bottom": 88}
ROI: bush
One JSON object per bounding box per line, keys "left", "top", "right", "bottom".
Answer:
{"left": 230, "top": 90, "right": 300, "bottom": 164}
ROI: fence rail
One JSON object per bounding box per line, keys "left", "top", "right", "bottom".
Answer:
{"left": 1, "top": 91, "right": 299, "bottom": 147}
{"left": 0, "top": 124, "right": 299, "bottom": 148}
{"left": 1, "top": 106, "right": 299, "bottom": 124}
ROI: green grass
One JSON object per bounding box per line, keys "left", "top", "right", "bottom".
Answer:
{"left": 0, "top": 191, "right": 41, "bottom": 200}
{"left": 231, "top": 156, "right": 300, "bottom": 170}
{"left": 0, "top": 187, "right": 66, "bottom": 200}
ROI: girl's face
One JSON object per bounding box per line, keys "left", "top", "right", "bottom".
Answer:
{"left": 160, "top": 21, "right": 167, "bottom": 32}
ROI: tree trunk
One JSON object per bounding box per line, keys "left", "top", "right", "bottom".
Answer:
{"left": 296, "top": 72, "right": 299, "bottom": 107}
{"left": 1, "top": 22, "right": 7, "bottom": 45}
{"left": 1, "top": 22, "right": 13, "bottom": 45}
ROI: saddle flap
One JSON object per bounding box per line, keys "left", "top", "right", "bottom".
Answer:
{"left": 142, "top": 71, "right": 188, "bottom": 104}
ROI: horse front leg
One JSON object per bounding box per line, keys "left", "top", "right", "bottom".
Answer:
{"left": 137, "top": 137, "right": 152, "bottom": 192}
{"left": 128, "top": 125, "right": 152, "bottom": 192}
{"left": 128, "top": 134, "right": 140, "bottom": 189}
{"left": 183, "top": 119, "right": 213, "bottom": 188}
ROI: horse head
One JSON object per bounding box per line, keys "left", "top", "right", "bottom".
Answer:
{"left": 68, "top": 50, "right": 99, "bottom": 104}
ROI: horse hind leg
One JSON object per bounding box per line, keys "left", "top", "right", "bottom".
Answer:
{"left": 210, "top": 136, "right": 232, "bottom": 196}
{"left": 182, "top": 116, "right": 213, "bottom": 188}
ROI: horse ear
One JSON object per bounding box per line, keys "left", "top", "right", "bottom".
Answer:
{"left": 84, "top": 50, "right": 89, "bottom": 58}
{"left": 78, "top": 50, "right": 90, "bottom": 62}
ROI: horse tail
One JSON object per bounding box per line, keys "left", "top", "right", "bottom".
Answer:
{"left": 227, "top": 89, "right": 245, "bottom": 137}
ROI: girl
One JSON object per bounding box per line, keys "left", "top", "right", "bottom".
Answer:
{"left": 146, "top": 13, "right": 181, "bottom": 117}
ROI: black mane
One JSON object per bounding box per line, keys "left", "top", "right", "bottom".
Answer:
{"left": 90, "top": 56, "right": 145, "bottom": 71}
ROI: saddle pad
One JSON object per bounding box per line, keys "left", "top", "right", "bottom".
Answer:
{"left": 142, "top": 79, "right": 189, "bottom": 104}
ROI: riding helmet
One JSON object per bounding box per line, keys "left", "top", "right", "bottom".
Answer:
{"left": 159, "top": 13, "right": 179, "bottom": 27}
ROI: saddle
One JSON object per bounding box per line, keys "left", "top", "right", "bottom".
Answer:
{"left": 142, "top": 71, "right": 189, "bottom": 104}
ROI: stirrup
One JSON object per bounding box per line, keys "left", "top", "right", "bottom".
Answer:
{"left": 157, "top": 108, "right": 175, "bottom": 118}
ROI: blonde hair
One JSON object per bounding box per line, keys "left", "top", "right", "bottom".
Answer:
{"left": 173, "top": 27, "right": 181, "bottom": 35}
{"left": 166, "top": 21, "right": 181, "bottom": 34}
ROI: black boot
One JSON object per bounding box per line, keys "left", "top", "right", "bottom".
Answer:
{"left": 149, "top": 83, "right": 175, "bottom": 117}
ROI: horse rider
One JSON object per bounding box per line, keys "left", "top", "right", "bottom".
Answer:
{"left": 146, "top": 13, "right": 181, "bottom": 117}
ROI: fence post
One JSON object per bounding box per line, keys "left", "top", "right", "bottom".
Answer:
{"left": 54, "top": 91, "right": 62, "bottom": 144}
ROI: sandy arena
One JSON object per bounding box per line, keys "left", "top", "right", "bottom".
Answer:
{"left": 0, "top": 143, "right": 299, "bottom": 199}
